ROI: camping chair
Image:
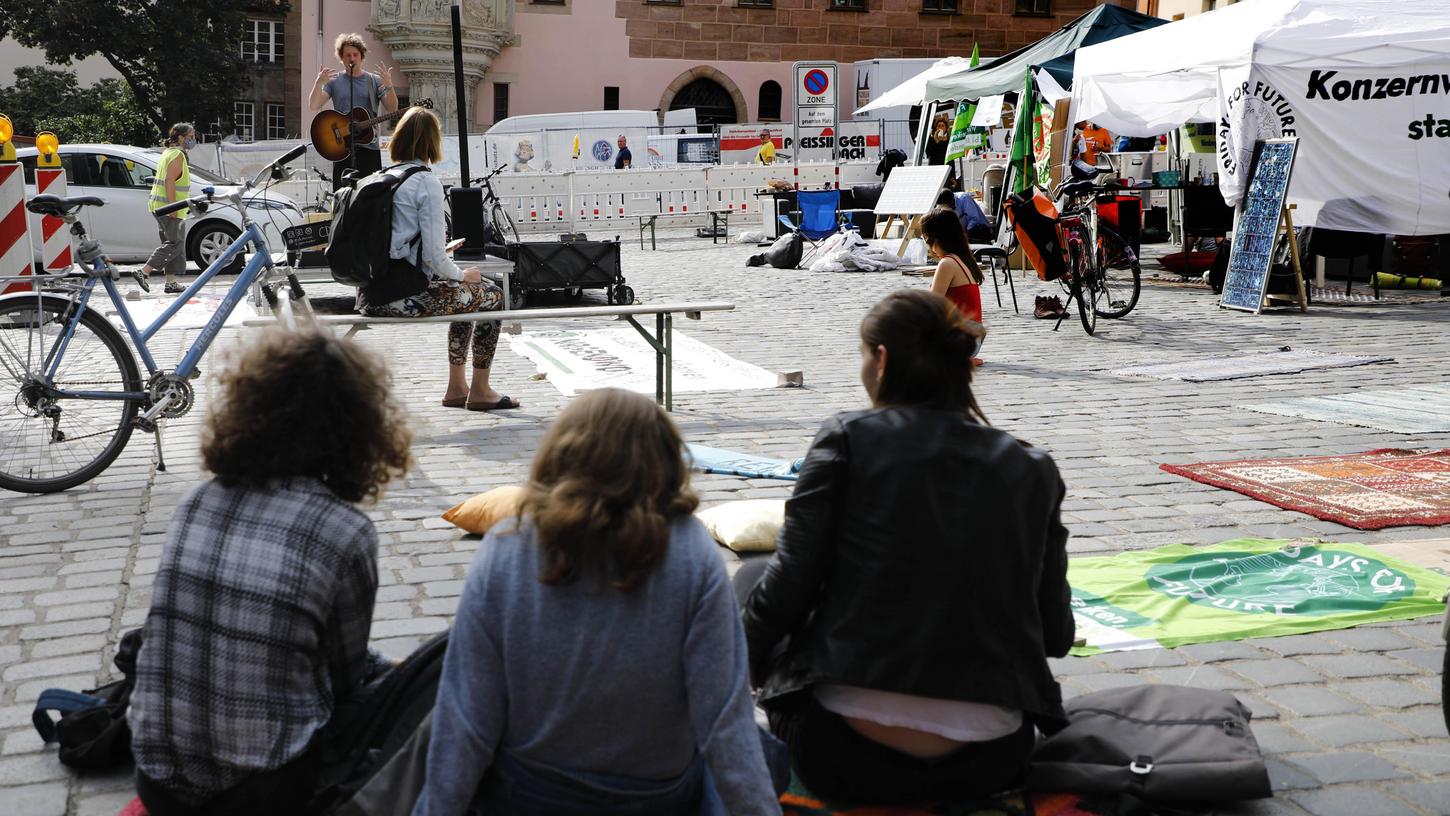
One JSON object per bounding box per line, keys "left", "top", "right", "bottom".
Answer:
{"left": 778, "top": 190, "right": 850, "bottom": 267}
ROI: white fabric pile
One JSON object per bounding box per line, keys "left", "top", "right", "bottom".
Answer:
{"left": 807, "top": 231, "right": 902, "bottom": 273}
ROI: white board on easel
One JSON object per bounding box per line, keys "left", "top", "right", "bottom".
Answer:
{"left": 873, "top": 164, "right": 951, "bottom": 256}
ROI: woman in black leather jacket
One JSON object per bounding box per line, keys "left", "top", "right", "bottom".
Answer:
{"left": 740, "top": 289, "right": 1074, "bottom": 806}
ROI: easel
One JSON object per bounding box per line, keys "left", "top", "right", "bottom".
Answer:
{"left": 876, "top": 212, "right": 925, "bottom": 257}
{"left": 1262, "top": 203, "right": 1309, "bottom": 312}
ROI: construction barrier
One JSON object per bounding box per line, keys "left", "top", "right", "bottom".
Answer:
{"left": 34, "top": 132, "right": 73, "bottom": 273}
{"left": 0, "top": 114, "right": 33, "bottom": 295}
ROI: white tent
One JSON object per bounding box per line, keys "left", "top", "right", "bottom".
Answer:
{"left": 853, "top": 57, "right": 975, "bottom": 116}
{"left": 1072, "top": 0, "right": 1450, "bottom": 234}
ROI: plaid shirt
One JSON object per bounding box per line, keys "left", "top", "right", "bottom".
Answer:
{"left": 130, "top": 477, "right": 378, "bottom": 802}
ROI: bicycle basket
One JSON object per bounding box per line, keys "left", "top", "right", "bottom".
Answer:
{"left": 1004, "top": 189, "right": 1067, "bottom": 281}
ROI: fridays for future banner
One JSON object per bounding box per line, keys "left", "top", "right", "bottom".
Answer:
{"left": 1068, "top": 539, "right": 1448, "bottom": 655}
{"left": 1216, "top": 65, "right": 1450, "bottom": 235}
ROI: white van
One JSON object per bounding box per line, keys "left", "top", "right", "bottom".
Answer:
{"left": 484, "top": 110, "right": 693, "bottom": 172}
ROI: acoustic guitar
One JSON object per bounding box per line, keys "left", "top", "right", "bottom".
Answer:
{"left": 310, "top": 98, "right": 433, "bottom": 162}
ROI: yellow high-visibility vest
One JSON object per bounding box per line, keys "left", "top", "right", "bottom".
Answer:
{"left": 148, "top": 147, "right": 191, "bottom": 218}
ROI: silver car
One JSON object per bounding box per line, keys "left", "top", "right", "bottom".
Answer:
{"left": 16, "top": 143, "right": 304, "bottom": 272}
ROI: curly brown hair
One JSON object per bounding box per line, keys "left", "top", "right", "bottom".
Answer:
{"left": 334, "top": 32, "right": 368, "bottom": 62}
{"left": 520, "top": 389, "right": 698, "bottom": 593}
{"left": 202, "top": 327, "right": 412, "bottom": 503}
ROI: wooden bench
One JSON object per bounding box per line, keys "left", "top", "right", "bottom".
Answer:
{"left": 244, "top": 301, "right": 736, "bottom": 411}
{"left": 637, "top": 211, "right": 729, "bottom": 251}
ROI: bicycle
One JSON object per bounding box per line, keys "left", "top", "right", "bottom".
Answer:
{"left": 468, "top": 163, "right": 521, "bottom": 246}
{"left": 0, "top": 145, "right": 312, "bottom": 494}
{"left": 1050, "top": 174, "right": 1143, "bottom": 335}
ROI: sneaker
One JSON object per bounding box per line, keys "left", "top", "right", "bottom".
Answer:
{"left": 1034, "top": 295, "right": 1067, "bottom": 319}
{"left": 164, "top": 282, "right": 184, "bottom": 295}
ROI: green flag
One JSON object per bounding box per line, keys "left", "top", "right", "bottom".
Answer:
{"left": 969, "top": 42, "right": 980, "bottom": 68}
{"left": 944, "top": 43, "right": 984, "bottom": 163}
{"left": 1008, "top": 67, "right": 1038, "bottom": 193}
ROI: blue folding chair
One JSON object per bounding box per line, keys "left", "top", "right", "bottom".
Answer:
{"left": 778, "top": 190, "right": 849, "bottom": 266}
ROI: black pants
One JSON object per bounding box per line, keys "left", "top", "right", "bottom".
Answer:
{"left": 773, "top": 697, "right": 1035, "bottom": 807}
{"left": 333, "top": 146, "right": 382, "bottom": 190}
{"left": 137, "top": 750, "right": 321, "bottom": 816}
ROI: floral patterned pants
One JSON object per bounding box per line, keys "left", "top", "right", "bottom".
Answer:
{"left": 362, "top": 278, "right": 503, "bottom": 369}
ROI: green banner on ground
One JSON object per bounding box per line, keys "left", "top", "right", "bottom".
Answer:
{"left": 1068, "top": 539, "right": 1448, "bottom": 655}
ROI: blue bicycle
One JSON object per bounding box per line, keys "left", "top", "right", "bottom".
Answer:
{"left": 0, "top": 145, "right": 311, "bottom": 493}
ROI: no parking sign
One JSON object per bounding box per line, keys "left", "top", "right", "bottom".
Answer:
{"left": 793, "top": 62, "right": 837, "bottom": 128}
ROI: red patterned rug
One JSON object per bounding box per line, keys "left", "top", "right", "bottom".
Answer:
{"left": 1161, "top": 449, "right": 1450, "bottom": 530}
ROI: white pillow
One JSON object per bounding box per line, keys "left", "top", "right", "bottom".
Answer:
{"left": 697, "top": 500, "right": 786, "bottom": 553}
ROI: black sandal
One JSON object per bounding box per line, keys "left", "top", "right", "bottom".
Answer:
{"left": 466, "top": 395, "right": 521, "bottom": 412}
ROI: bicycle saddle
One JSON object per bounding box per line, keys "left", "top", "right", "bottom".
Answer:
{"left": 1058, "top": 180, "right": 1097, "bottom": 199}
{"left": 26, "top": 194, "right": 105, "bottom": 216}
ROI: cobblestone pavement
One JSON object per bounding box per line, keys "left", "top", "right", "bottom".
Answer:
{"left": 2, "top": 230, "right": 1449, "bottom": 815}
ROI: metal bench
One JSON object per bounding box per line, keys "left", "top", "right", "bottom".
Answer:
{"left": 244, "top": 300, "right": 735, "bottom": 410}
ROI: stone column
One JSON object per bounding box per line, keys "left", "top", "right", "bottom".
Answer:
{"left": 369, "top": 0, "right": 516, "bottom": 133}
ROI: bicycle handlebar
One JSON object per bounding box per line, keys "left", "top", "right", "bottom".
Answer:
{"left": 153, "top": 190, "right": 211, "bottom": 216}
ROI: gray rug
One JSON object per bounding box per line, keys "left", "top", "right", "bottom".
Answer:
{"left": 1243, "top": 383, "right": 1450, "bottom": 434}
{"left": 1110, "top": 350, "right": 1393, "bottom": 382}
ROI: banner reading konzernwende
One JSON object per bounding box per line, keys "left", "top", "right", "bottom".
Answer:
{"left": 1068, "top": 539, "right": 1448, "bottom": 656}
{"left": 1217, "top": 65, "right": 1450, "bottom": 235}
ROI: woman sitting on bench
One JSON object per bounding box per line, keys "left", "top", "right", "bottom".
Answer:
{"left": 358, "top": 107, "right": 519, "bottom": 411}
{"left": 738, "top": 289, "right": 1074, "bottom": 807}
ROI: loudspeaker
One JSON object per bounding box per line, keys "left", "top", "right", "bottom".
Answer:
{"left": 448, "top": 186, "right": 486, "bottom": 249}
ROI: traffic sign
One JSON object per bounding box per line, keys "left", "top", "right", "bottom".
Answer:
{"left": 792, "top": 62, "right": 839, "bottom": 178}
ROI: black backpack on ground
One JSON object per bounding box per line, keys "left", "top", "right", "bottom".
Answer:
{"left": 327, "top": 164, "right": 431, "bottom": 302}
{"left": 1028, "top": 684, "right": 1271, "bottom": 815}
{"left": 309, "top": 631, "right": 450, "bottom": 813}
{"left": 32, "top": 628, "right": 143, "bottom": 770}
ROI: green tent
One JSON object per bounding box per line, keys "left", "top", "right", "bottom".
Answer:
{"left": 922, "top": 5, "right": 1167, "bottom": 105}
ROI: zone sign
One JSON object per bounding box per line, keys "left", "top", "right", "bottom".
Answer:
{"left": 795, "top": 63, "right": 837, "bottom": 107}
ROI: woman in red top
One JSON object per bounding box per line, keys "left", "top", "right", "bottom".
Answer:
{"left": 921, "top": 208, "right": 986, "bottom": 364}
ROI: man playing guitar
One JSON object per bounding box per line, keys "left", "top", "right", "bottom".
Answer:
{"left": 309, "top": 32, "right": 398, "bottom": 190}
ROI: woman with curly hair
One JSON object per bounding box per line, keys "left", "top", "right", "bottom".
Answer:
{"left": 412, "top": 388, "right": 781, "bottom": 816}
{"left": 130, "top": 327, "right": 412, "bottom": 815}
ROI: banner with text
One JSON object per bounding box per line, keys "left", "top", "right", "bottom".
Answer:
{"left": 719, "top": 122, "right": 881, "bottom": 165}
{"left": 1217, "top": 65, "right": 1450, "bottom": 234}
{"left": 1068, "top": 539, "right": 1448, "bottom": 655}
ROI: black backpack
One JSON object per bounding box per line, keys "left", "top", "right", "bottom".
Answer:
{"left": 309, "top": 631, "right": 450, "bottom": 812}
{"left": 32, "top": 629, "right": 143, "bottom": 770}
{"left": 327, "top": 164, "right": 430, "bottom": 292}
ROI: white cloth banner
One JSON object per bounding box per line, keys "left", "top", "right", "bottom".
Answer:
{"left": 506, "top": 328, "right": 778, "bottom": 396}
{"left": 1219, "top": 64, "right": 1450, "bottom": 234}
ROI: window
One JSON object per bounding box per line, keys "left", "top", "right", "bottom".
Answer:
{"left": 738, "top": 0, "right": 773, "bottom": 7}
{"left": 604, "top": 86, "right": 620, "bottom": 111}
{"left": 492, "top": 83, "right": 510, "bottom": 124}
{"left": 266, "top": 103, "right": 287, "bottom": 139}
{"left": 234, "top": 101, "right": 255, "bottom": 141}
{"left": 1013, "top": 0, "right": 1050, "bottom": 15}
{"left": 921, "top": 0, "right": 959, "bottom": 11}
{"left": 241, "top": 19, "right": 284, "bottom": 63}
{"left": 758, "top": 80, "right": 782, "bottom": 121}
{"left": 90, "top": 154, "right": 147, "bottom": 187}
{"left": 830, "top": 0, "right": 866, "bottom": 9}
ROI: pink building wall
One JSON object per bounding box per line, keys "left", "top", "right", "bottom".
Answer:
{"left": 303, "top": 1, "right": 848, "bottom": 131}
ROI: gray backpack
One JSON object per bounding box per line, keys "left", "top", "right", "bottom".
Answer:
{"left": 1028, "top": 684, "right": 1272, "bottom": 814}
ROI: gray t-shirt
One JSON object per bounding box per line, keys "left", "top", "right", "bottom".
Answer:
{"left": 323, "top": 71, "right": 383, "bottom": 151}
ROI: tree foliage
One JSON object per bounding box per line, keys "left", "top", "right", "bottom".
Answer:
{"left": 0, "top": 68, "right": 156, "bottom": 145}
{"left": 0, "top": 0, "right": 261, "bottom": 137}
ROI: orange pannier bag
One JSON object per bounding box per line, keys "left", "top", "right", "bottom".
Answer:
{"left": 1004, "top": 188, "right": 1067, "bottom": 281}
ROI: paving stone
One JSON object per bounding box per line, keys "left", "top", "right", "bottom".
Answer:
{"left": 1175, "top": 641, "right": 1271, "bottom": 664}
{"left": 1260, "top": 687, "right": 1363, "bottom": 717}
{"left": 1338, "top": 680, "right": 1440, "bottom": 710}
{"left": 1145, "top": 664, "right": 1258, "bottom": 692}
{"left": 1266, "top": 758, "right": 1321, "bottom": 791}
{"left": 1096, "top": 648, "right": 1187, "bottom": 670}
{"left": 1384, "top": 648, "right": 1443, "bottom": 673}
{"left": 1377, "top": 742, "right": 1450, "bottom": 776}
{"left": 1290, "top": 788, "right": 1420, "bottom": 816}
{"left": 1375, "top": 708, "right": 1447, "bottom": 739}
{"left": 1298, "top": 654, "right": 1418, "bottom": 680}
{"left": 1390, "top": 781, "right": 1450, "bottom": 814}
{"left": 1250, "top": 721, "right": 1314, "bottom": 754}
{"left": 74, "top": 790, "right": 140, "bottom": 816}
{"left": 1224, "top": 659, "right": 1324, "bottom": 688}
{"left": 1288, "top": 715, "right": 1410, "bottom": 748}
{"left": 1255, "top": 634, "right": 1343, "bottom": 657}
{"left": 1288, "top": 752, "right": 1408, "bottom": 784}
{"left": 0, "top": 780, "right": 69, "bottom": 816}
{"left": 1320, "top": 628, "right": 1417, "bottom": 653}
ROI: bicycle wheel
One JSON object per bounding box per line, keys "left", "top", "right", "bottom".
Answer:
{"left": 1066, "top": 246, "right": 1097, "bottom": 336}
{"left": 490, "top": 200, "right": 520, "bottom": 244}
{"left": 1095, "top": 236, "right": 1142, "bottom": 319}
{"left": 0, "top": 294, "right": 141, "bottom": 493}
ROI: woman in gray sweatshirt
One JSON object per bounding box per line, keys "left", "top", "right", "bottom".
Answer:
{"left": 412, "top": 388, "right": 782, "bottom": 816}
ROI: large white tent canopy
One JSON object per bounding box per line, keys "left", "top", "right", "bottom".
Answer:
{"left": 1072, "top": 0, "right": 1450, "bottom": 234}
{"left": 854, "top": 57, "right": 975, "bottom": 116}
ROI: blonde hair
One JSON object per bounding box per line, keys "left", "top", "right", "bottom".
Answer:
{"left": 334, "top": 33, "right": 368, "bottom": 62}
{"left": 390, "top": 108, "right": 443, "bottom": 164}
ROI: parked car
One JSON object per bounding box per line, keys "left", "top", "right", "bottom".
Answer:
{"left": 16, "top": 143, "right": 304, "bottom": 273}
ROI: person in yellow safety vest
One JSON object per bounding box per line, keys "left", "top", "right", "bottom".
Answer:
{"left": 757, "top": 131, "right": 776, "bottom": 166}
{"left": 142, "top": 123, "right": 196, "bottom": 295}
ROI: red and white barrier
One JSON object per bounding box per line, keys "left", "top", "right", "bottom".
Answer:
{"left": 0, "top": 162, "right": 32, "bottom": 295}
{"left": 36, "top": 166, "right": 73, "bottom": 272}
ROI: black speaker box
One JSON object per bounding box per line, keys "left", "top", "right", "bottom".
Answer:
{"left": 448, "top": 186, "right": 486, "bottom": 249}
